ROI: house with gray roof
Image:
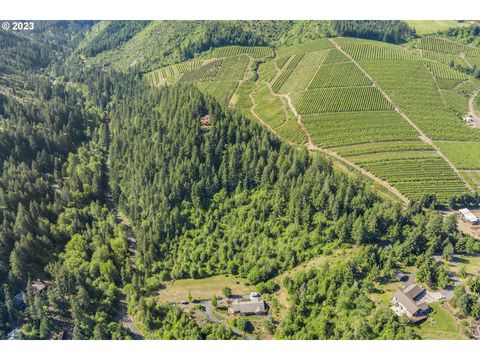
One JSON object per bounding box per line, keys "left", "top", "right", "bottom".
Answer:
{"left": 229, "top": 293, "right": 266, "bottom": 316}
{"left": 391, "top": 284, "right": 429, "bottom": 323}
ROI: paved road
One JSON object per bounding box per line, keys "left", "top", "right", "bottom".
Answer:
{"left": 117, "top": 291, "right": 144, "bottom": 339}
{"left": 199, "top": 300, "right": 220, "bottom": 323}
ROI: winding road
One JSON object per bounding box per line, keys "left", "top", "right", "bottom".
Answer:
{"left": 468, "top": 89, "right": 480, "bottom": 128}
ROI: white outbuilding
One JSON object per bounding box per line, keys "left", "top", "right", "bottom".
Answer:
{"left": 458, "top": 208, "right": 480, "bottom": 225}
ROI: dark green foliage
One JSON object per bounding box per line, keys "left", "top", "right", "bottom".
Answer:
{"left": 109, "top": 83, "right": 388, "bottom": 282}
{"left": 0, "top": 31, "right": 49, "bottom": 78}
{"left": 416, "top": 255, "right": 450, "bottom": 289}
{"left": 125, "top": 292, "right": 237, "bottom": 339}
{"left": 77, "top": 20, "right": 336, "bottom": 73}
{"left": 0, "top": 21, "right": 92, "bottom": 88}
{"left": 256, "top": 280, "right": 279, "bottom": 294}
{"left": 222, "top": 287, "right": 232, "bottom": 298}
{"left": 0, "top": 82, "right": 94, "bottom": 284}
{"left": 2, "top": 21, "right": 479, "bottom": 340}
{"left": 233, "top": 317, "right": 254, "bottom": 333}
{"left": 277, "top": 247, "right": 418, "bottom": 339}
{"left": 82, "top": 21, "right": 151, "bottom": 57}
{"left": 332, "top": 20, "right": 416, "bottom": 44}
{"left": 440, "top": 24, "right": 480, "bottom": 46}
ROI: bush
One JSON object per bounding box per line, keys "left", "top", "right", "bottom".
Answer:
{"left": 256, "top": 280, "right": 279, "bottom": 294}
{"left": 234, "top": 317, "right": 254, "bottom": 333}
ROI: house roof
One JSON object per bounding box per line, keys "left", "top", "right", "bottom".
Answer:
{"left": 417, "top": 301, "right": 429, "bottom": 311}
{"left": 459, "top": 208, "right": 479, "bottom": 222}
{"left": 32, "top": 282, "right": 46, "bottom": 291}
{"left": 14, "top": 291, "right": 25, "bottom": 303}
{"left": 231, "top": 298, "right": 265, "bottom": 314}
{"left": 403, "top": 284, "right": 424, "bottom": 300}
{"left": 393, "top": 289, "right": 420, "bottom": 316}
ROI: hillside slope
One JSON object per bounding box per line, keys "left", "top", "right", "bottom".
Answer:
{"left": 144, "top": 36, "right": 480, "bottom": 205}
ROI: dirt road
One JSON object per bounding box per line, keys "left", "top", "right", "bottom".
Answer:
{"left": 468, "top": 89, "right": 480, "bottom": 128}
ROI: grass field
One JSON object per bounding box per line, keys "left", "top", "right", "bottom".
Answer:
{"left": 416, "top": 302, "right": 467, "bottom": 340}
{"left": 252, "top": 84, "right": 306, "bottom": 144}
{"left": 157, "top": 275, "right": 254, "bottom": 304}
{"left": 406, "top": 20, "right": 470, "bottom": 35}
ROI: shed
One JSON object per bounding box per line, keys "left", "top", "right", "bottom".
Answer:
{"left": 459, "top": 208, "right": 479, "bottom": 224}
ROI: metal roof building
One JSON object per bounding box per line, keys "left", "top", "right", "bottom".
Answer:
{"left": 459, "top": 208, "right": 479, "bottom": 224}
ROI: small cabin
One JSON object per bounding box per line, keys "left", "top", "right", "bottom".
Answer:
{"left": 200, "top": 115, "right": 211, "bottom": 127}
{"left": 32, "top": 281, "right": 46, "bottom": 292}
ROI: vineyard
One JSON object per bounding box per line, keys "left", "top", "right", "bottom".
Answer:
{"left": 196, "top": 81, "right": 239, "bottom": 107}
{"left": 215, "top": 55, "right": 250, "bottom": 81}
{"left": 276, "top": 56, "right": 290, "bottom": 69}
{"left": 358, "top": 59, "right": 480, "bottom": 141}
{"left": 146, "top": 50, "right": 254, "bottom": 106}
{"left": 333, "top": 141, "right": 432, "bottom": 157}
{"left": 417, "top": 37, "right": 480, "bottom": 57}
{"left": 308, "top": 62, "right": 371, "bottom": 88}
{"left": 421, "top": 50, "right": 469, "bottom": 68}
{"left": 417, "top": 37, "right": 480, "bottom": 73}
{"left": 143, "top": 37, "right": 480, "bottom": 204}
{"left": 322, "top": 48, "right": 350, "bottom": 64}
{"left": 297, "top": 87, "right": 391, "bottom": 114}
{"left": 271, "top": 69, "right": 293, "bottom": 93}
{"left": 211, "top": 45, "right": 273, "bottom": 59}
{"left": 144, "top": 59, "right": 205, "bottom": 86}
{"left": 461, "top": 171, "right": 480, "bottom": 191}
{"left": 285, "top": 53, "right": 305, "bottom": 70}
{"left": 274, "top": 50, "right": 330, "bottom": 94}
{"left": 425, "top": 61, "right": 468, "bottom": 80}
{"left": 276, "top": 39, "right": 332, "bottom": 57}
{"left": 302, "top": 112, "right": 419, "bottom": 148}
{"left": 356, "top": 155, "right": 470, "bottom": 201}
{"left": 179, "top": 59, "right": 223, "bottom": 82}
{"left": 341, "top": 44, "right": 421, "bottom": 61}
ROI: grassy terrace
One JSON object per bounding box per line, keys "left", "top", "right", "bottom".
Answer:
{"left": 406, "top": 20, "right": 471, "bottom": 35}
{"left": 416, "top": 303, "right": 468, "bottom": 340}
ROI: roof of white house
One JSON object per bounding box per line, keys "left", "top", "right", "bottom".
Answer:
{"left": 392, "top": 283, "right": 427, "bottom": 317}
{"left": 393, "top": 290, "right": 419, "bottom": 316}
{"left": 459, "top": 208, "right": 479, "bottom": 222}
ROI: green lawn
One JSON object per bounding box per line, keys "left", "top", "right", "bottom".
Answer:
{"left": 444, "top": 255, "right": 480, "bottom": 283}
{"left": 157, "top": 275, "right": 254, "bottom": 304}
{"left": 416, "top": 302, "right": 467, "bottom": 339}
{"left": 406, "top": 20, "right": 470, "bottom": 35}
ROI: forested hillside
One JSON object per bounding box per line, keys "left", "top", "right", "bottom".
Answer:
{"left": 74, "top": 20, "right": 416, "bottom": 73}
{"left": 1, "top": 20, "right": 480, "bottom": 340}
